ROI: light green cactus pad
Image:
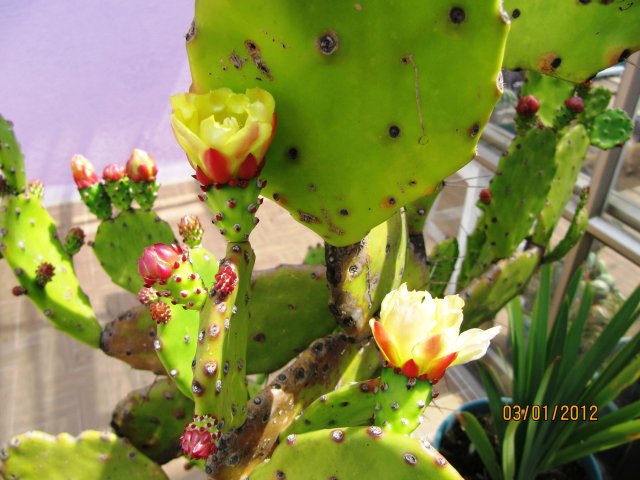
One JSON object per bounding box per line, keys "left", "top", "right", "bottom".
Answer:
{"left": 504, "top": 0, "right": 640, "bottom": 83}
{"left": 588, "top": 108, "right": 633, "bottom": 150}
{"left": 111, "top": 377, "right": 195, "bottom": 464}
{"left": 544, "top": 188, "right": 589, "bottom": 264}
{"left": 520, "top": 71, "right": 574, "bottom": 127}
{"left": 93, "top": 209, "right": 176, "bottom": 294}
{"left": 0, "top": 116, "right": 27, "bottom": 193}
{"left": 249, "top": 426, "right": 462, "bottom": 480}
{"left": 0, "top": 194, "right": 101, "bottom": 347}
{"left": 187, "top": 0, "right": 509, "bottom": 245}
{"left": 0, "top": 431, "right": 168, "bottom": 480}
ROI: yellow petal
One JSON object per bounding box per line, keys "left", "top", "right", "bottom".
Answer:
{"left": 451, "top": 326, "right": 501, "bottom": 366}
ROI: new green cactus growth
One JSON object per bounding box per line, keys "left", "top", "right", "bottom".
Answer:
{"left": 0, "top": 116, "right": 27, "bottom": 193}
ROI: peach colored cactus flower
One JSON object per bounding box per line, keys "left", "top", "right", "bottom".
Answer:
{"left": 369, "top": 284, "right": 500, "bottom": 382}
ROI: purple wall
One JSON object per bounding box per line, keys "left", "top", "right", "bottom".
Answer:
{"left": 0, "top": 0, "right": 194, "bottom": 204}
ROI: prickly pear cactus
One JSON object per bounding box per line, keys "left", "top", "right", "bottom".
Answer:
{"left": 0, "top": 431, "right": 168, "bottom": 480}
{"left": 544, "top": 188, "right": 589, "bottom": 264}
{"left": 187, "top": 0, "right": 509, "bottom": 245}
{"left": 111, "top": 377, "right": 195, "bottom": 464}
{"left": 249, "top": 426, "right": 462, "bottom": 480}
{"left": 588, "top": 108, "right": 633, "bottom": 150}
{"left": 520, "top": 71, "right": 574, "bottom": 127}
{"left": 0, "top": 116, "right": 27, "bottom": 193}
{"left": 426, "top": 237, "right": 459, "bottom": 297}
{"left": 504, "top": 0, "right": 640, "bottom": 82}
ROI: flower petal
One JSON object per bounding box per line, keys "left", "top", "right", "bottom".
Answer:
{"left": 370, "top": 319, "right": 402, "bottom": 366}
{"left": 451, "top": 326, "right": 501, "bottom": 366}
{"left": 426, "top": 352, "right": 458, "bottom": 383}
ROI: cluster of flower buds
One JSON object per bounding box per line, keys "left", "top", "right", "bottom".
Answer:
{"left": 178, "top": 215, "right": 204, "bottom": 248}
{"left": 180, "top": 414, "right": 221, "bottom": 460}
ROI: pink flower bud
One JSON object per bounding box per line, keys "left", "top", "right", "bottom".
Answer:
{"left": 126, "top": 149, "right": 158, "bottom": 183}
{"left": 180, "top": 415, "right": 220, "bottom": 460}
{"left": 71, "top": 154, "right": 99, "bottom": 189}
{"left": 137, "top": 243, "right": 183, "bottom": 285}
{"left": 102, "top": 163, "right": 126, "bottom": 182}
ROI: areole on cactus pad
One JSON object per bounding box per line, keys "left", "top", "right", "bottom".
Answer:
{"left": 185, "top": 0, "right": 509, "bottom": 246}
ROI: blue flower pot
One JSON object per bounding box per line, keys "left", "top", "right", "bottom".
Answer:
{"left": 432, "top": 398, "right": 602, "bottom": 480}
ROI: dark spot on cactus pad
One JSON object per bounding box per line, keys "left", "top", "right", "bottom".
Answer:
{"left": 340, "top": 401, "right": 350, "bottom": 407}
{"left": 511, "top": 8, "right": 521, "bottom": 18}
{"left": 298, "top": 210, "right": 321, "bottom": 224}
{"left": 277, "top": 373, "right": 287, "bottom": 382}
{"left": 618, "top": 49, "right": 632, "bottom": 63}
{"left": 339, "top": 208, "right": 349, "bottom": 216}
{"left": 403, "top": 452, "right": 418, "bottom": 466}
{"left": 579, "top": 0, "right": 591, "bottom": 4}
{"left": 303, "top": 419, "right": 312, "bottom": 425}
{"left": 185, "top": 21, "right": 197, "bottom": 42}
{"left": 286, "top": 147, "right": 299, "bottom": 161}
{"left": 388, "top": 125, "right": 401, "bottom": 138}
{"left": 317, "top": 30, "right": 339, "bottom": 55}
{"left": 295, "top": 367, "right": 306, "bottom": 380}
{"left": 469, "top": 123, "right": 480, "bottom": 138}
{"left": 313, "top": 341, "right": 325, "bottom": 353}
{"left": 192, "top": 380, "right": 204, "bottom": 396}
{"left": 330, "top": 429, "right": 345, "bottom": 443}
{"left": 382, "top": 196, "right": 397, "bottom": 208}
{"left": 229, "top": 52, "right": 245, "bottom": 70}
{"left": 449, "top": 6, "right": 466, "bottom": 24}
{"left": 253, "top": 332, "right": 266, "bottom": 343}
{"left": 244, "top": 40, "right": 273, "bottom": 80}
{"left": 538, "top": 53, "right": 562, "bottom": 74}
{"left": 275, "top": 471, "right": 286, "bottom": 479}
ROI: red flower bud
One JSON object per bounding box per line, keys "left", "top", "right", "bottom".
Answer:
{"left": 71, "top": 155, "right": 100, "bottom": 189}
{"left": 479, "top": 188, "right": 492, "bottom": 205}
{"left": 126, "top": 149, "right": 158, "bottom": 183}
{"left": 149, "top": 301, "right": 172, "bottom": 324}
{"left": 35, "top": 262, "right": 55, "bottom": 288}
{"left": 564, "top": 96, "right": 584, "bottom": 113}
{"left": 102, "top": 163, "right": 126, "bottom": 182}
{"left": 515, "top": 95, "right": 540, "bottom": 118}
{"left": 138, "top": 286, "right": 158, "bottom": 306}
{"left": 214, "top": 264, "right": 238, "bottom": 296}
{"left": 137, "top": 243, "right": 183, "bottom": 285}
{"left": 180, "top": 415, "right": 220, "bottom": 460}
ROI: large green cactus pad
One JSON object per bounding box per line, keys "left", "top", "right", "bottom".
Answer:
{"left": 93, "top": 209, "right": 175, "bottom": 294}
{"left": 111, "top": 377, "right": 195, "bottom": 464}
{"left": 504, "top": 0, "right": 640, "bottom": 83}
{"left": 0, "top": 194, "right": 100, "bottom": 347}
{"left": 0, "top": 431, "right": 168, "bottom": 480}
{"left": 188, "top": 0, "right": 508, "bottom": 245}
{"left": 0, "top": 116, "right": 27, "bottom": 193}
{"left": 249, "top": 426, "right": 462, "bottom": 480}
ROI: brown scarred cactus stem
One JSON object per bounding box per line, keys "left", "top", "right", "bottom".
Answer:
{"left": 178, "top": 215, "right": 204, "bottom": 247}
{"left": 181, "top": 414, "right": 221, "bottom": 460}
{"left": 170, "top": 88, "right": 275, "bottom": 242}
{"left": 71, "top": 154, "right": 112, "bottom": 219}
{"left": 149, "top": 301, "right": 172, "bottom": 324}
{"left": 137, "top": 243, "right": 206, "bottom": 310}
{"left": 102, "top": 163, "right": 133, "bottom": 210}
{"left": 27, "top": 179, "right": 44, "bottom": 200}
{"left": 63, "top": 226, "right": 85, "bottom": 256}
{"left": 138, "top": 286, "right": 158, "bottom": 306}
{"left": 35, "top": 261, "right": 55, "bottom": 288}
{"left": 191, "top": 242, "right": 255, "bottom": 435}
{"left": 126, "top": 149, "right": 159, "bottom": 210}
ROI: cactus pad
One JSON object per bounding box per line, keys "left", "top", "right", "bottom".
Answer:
{"left": 588, "top": 108, "right": 633, "bottom": 150}
{"left": 544, "top": 188, "right": 589, "bottom": 264}
{"left": 520, "top": 71, "right": 574, "bottom": 127}
{"left": 188, "top": 0, "right": 509, "bottom": 245}
{"left": 504, "top": 0, "right": 640, "bottom": 83}
{"left": 111, "top": 377, "right": 195, "bottom": 464}
{"left": 426, "top": 237, "right": 459, "bottom": 297}
{"left": 0, "top": 116, "right": 26, "bottom": 193}
{"left": 249, "top": 426, "right": 462, "bottom": 480}
{"left": 93, "top": 209, "right": 175, "bottom": 294}
{"left": 0, "top": 430, "right": 168, "bottom": 480}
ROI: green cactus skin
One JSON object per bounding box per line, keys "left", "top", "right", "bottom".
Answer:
{"left": 192, "top": 243, "right": 254, "bottom": 431}
{"left": 374, "top": 368, "right": 432, "bottom": 435}
{"left": 93, "top": 210, "right": 176, "bottom": 294}
{"left": 461, "top": 247, "right": 541, "bottom": 330}
{"left": 544, "top": 188, "right": 589, "bottom": 264}
{"left": 100, "top": 306, "right": 166, "bottom": 374}
{"left": 0, "top": 430, "right": 168, "bottom": 480}
{"left": 520, "top": 71, "right": 574, "bottom": 127}
{"left": 282, "top": 378, "right": 381, "bottom": 437}
{"left": 153, "top": 251, "right": 207, "bottom": 310}
{"left": 302, "top": 243, "right": 325, "bottom": 266}
{"left": 326, "top": 211, "right": 407, "bottom": 336}
{"left": 588, "top": 108, "right": 633, "bottom": 150}
{"left": 204, "top": 180, "right": 263, "bottom": 242}
{"left": 104, "top": 177, "right": 133, "bottom": 210}
{"left": 79, "top": 183, "right": 113, "bottom": 220}
{"left": 0, "top": 193, "right": 101, "bottom": 347}
{"left": 130, "top": 180, "right": 159, "bottom": 210}
{"left": 249, "top": 426, "right": 462, "bottom": 480}
{"left": 187, "top": 0, "right": 509, "bottom": 246}
{"left": 247, "top": 264, "right": 335, "bottom": 374}
{"left": 111, "top": 377, "right": 195, "bottom": 465}
{"left": 426, "top": 237, "right": 459, "bottom": 297}
{"left": 458, "top": 127, "right": 557, "bottom": 287}
{"left": 208, "top": 335, "right": 379, "bottom": 479}
{"left": 0, "top": 116, "right": 27, "bottom": 193}
{"left": 504, "top": 0, "right": 640, "bottom": 83}
{"left": 63, "top": 226, "right": 86, "bottom": 256}
{"left": 532, "top": 124, "right": 590, "bottom": 246}
{"left": 582, "top": 86, "right": 612, "bottom": 121}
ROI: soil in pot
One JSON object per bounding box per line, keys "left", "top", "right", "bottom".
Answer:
{"left": 438, "top": 413, "right": 590, "bottom": 480}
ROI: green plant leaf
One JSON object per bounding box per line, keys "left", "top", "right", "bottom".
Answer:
{"left": 478, "top": 363, "right": 507, "bottom": 445}
{"left": 524, "top": 265, "right": 551, "bottom": 404}
{"left": 502, "top": 420, "right": 519, "bottom": 480}
{"left": 459, "top": 412, "right": 504, "bottom": 480}
{"left": 508, "top": 298, "right": 526, "bottom": 405}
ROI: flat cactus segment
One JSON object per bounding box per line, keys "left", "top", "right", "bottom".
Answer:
{"left": 461, "top": 248, "right": 541, "bottom": 330}
{"left": 405, "top": 185, "right": 443, "bottom": 236}
{"left": 0, "top": 116, "right": 26, "bottom": 193}
{"left": 582, "top": 86, "right": 612, "bottom": 121}
{"left": 100, "top": 306, "right": 166, "bottom": 374}
{"left": 520, "top": 71, "right": 574, "bottom": 127}
{"left": 93, "top": 209, "right": 175, "bottom": 294}
{"left": 532, "top": 124, "right": 590, "bottom": 246}
{"left": 427, "top": 237, "right": 459, "bottom": 297}
{"left": 249, "top": 427, "right": 462, "bottom": 480}
{"left": 188, "top": 0, "right": 509, "bottom": 245}
{"left": 0, "top": 430, "right": 168, "bottom": 480}
{"left": 588, "top": 108, "right": 633, "bottom": 150}
{"left": 544, "top": 188, "right": 589, "bottom": 264}
{"left": 326, "top": 211, "right": 407, "bottom": 336}
{"left": 247, "top": 264, "right": 335, "bottom": 374}
{"left": 111, "top": 377, "right": 195, "bottom": 464}
{"left": 302, "top": 243, "right": 325, "bottom": 266}
{"left": 283, "top": 379, "right": 381, "bottom": 437}
{"left": 375, "top": 369, "right": 432, "bottom": 435}
{"left": 1, "top": 194, "right": 100, "bottom": 347}
{"left": 504, "top": 0, "right": 640, "bottom": 83}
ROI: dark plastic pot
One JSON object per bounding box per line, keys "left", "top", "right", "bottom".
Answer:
{"left": 433, "top": 398, "right": 602, "bottom": 480}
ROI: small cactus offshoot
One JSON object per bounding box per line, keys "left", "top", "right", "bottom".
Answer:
{"left": 178, "top": 215, "right": 204, "bottom": 247}
{"left": 126, "top": 149, "right": 159, "bottom": 209}
{"left": 34, "top": 262, "right": 55, "bottom": 288}
{"left": 63, "top": 227, "right": 85, "bottom": 256}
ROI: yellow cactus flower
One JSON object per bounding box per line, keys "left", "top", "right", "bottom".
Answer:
{"left": 170, "top": 88, "right": 276, "bottom": 186}
{"left": 369, "top": 284, "right": 500, "bottom": 382}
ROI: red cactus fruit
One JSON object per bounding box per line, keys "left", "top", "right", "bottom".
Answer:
{"left": 35, "top": 262, "right": 55, "bottom": 287}
{"left": 12, "top": 286, "right": 27, "bottom": 296}
{"left": 515, "top": 95, "right": 540, "bottom": 118}
{"left": 102, "top": 163, "right": 126, "bottom": 182}
{"left": 70, "top": 154, "right": 99, "bottom": 189}
{"left": 564, "top": 96, "right": 585, "bottom": 113}
{"left": 180, "top": 415, "right": 220, "bottom": 460}
{"left": 126, "top": 149, "right": 158, "bottom": 183}
{"left": 178, "top": 215, "right": 204, "bottom": 247}
{"left": 138, "top": 243, "right": 183, "bottom": 285}
{"left": 479, "top": 188, "right": 492, "bottom": 205}
{"left": 138, "top": 286, "right": 158, "bottom": 306}
{"left": 149, "top": 301, "right": 172, "bottom": 324}
{"left": 213, "top": 264, "right": 238, "bottom": 296}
